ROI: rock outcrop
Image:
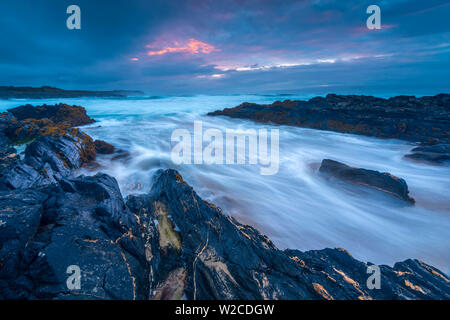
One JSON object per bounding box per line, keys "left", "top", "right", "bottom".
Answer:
{"left": 405, "top": 143, "right": 450, "bottom": 164}
{"left": 0, "top": 130, "right": 96, "bottom": 191}
{"left": 319, "top": 159, "right": 415, "bottom": 204}
{"left": 1, "top": 169, "right": 449, "bottom": 299}
{"left": 2, "top": 103, "right": 95, "bottom": 144}
{"left": 7, "top": 103, "right": 95, "bottom": 128}
{"left": 0, "top": 174, "right": 150, "bottom": 299}
{"left": 209, "top": 94, "right": 450, "bottom": 164}
{"left": 0, "top": 104, "right": 98, "bottom": 191}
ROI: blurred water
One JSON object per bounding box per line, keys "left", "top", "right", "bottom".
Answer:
{"left": 1, "top": 95, "right": 449, "bottom": 273}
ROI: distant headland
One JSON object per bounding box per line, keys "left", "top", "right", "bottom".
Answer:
{"left": 0, "top": 86, "right": 144, "bottom": 99}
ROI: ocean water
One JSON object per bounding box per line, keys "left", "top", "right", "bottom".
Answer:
{"left": 1, "top": 95, "right": 449, "bottom": 274}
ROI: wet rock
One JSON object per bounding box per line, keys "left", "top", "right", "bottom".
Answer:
{"left": 0, "top": 104, "right": 108, "bottom": 164}
{"left": 0, "top": 112, "right": 18, "bottom": 135}
{"left": 0, "top": 188, "right": 50, "bottom": 299}
{"left": 0, "top": 174, "right": 150, "bottom": 299}
{"left": 26, "top": 134, "right": 83, "bottom": 172}
{"left": 0, "top": 162, "right": 45, "bottom": 191}
{"left": 209, "top": 94, "right": 450, "bottom": 157}
{"left": 0, "top": 129, "right": 96, "bottom": 191}
{"left": 94, "top": 140, "right": 115, "bottom": 155}
{"left": 0, "top": 112, "right": 37, "bottom": 145}
{"left": 284, "top": 248, "right": 450, "bottom": 300}
{"left": 127, "top": 169, "right": 326, "bottom": 299}
{"left": 0, "top": 103, "right": 94, "bottom": 145}
{"left": 405, "top": 143, "right": 450, "bottom": 165}
{"left": 319, "top": 159, "right": 415, "bottom": 204}
{"left": 0, "top": 135, "right": 19, "bottom": 170}
{"left": 7, "top": 103, "right": 95, "bottom": 128}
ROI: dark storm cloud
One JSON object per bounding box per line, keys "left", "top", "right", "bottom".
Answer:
{"left": 0, "top": 0, "right": 448, "bottom": 94}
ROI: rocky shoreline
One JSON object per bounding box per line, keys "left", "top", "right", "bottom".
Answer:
{"left": 209, "top": 94, "right": 450, "bottom": 165}
{"left": 0, "top": 103, "right": 449, "bottom": 299}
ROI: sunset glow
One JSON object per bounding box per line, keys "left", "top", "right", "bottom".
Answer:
{"left": 147, "top": 38, "right": 217, "bottom": 56}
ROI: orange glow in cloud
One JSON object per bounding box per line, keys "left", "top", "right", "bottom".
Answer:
{"left": 130, "top": 57, "right": 139, "bottom": 61}
{"left": 147, "top": 38, "right": 217, "bottom": 56}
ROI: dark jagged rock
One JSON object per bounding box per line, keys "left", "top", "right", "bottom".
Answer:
{"left": 125, "top": 169, "right": 448, "bottom": 299}
{"left": 405, "top": 143, "right": 450, "bottom": 164}
{"left": 7, "top": 103, "right": 95, "bottom": 128}
{"left": 94, "top": 140, "right": 116, "bottom": 155}
{"left": 1, "top": 104, "right": 94, "bottom": 145}
{"left": 0, "top": 113, "right": 17, "bottom": 134}
{"left": 209, "top": 94, "right": 450, "bottom": 164}
{"left": 0, "top": 169, "right": 448, "bottom": 299}
{"left": 0, "top": 104, "right": 108, "bottom": 191}
{"left": 127, "top": 169, "right": 312, "bottom": 300}
{"left": 284, "top": 248, "right": 450, "bottom": 300}
{"left": 0, "top": 174, "right": 151, "bottom": 299}
{"left": 0, "top": 129, "right": 96, "bottom": 191}
{"left": 0, "top": 188, "right": 50, "bottom": 299}
{"left": 319, "top": 159, "right": 415, "bottom": 204}
{"left": 0, "top": 132, "right": 19, "bottom": 170}
{"left": 0, "top": 86, "right": 143, "bottom": 99}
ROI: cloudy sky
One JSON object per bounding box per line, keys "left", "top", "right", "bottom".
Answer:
{"left": 0, "top": 0, "right": 449, "bottom": 95}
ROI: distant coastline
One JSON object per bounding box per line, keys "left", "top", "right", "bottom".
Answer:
{"left": 0, "top": 86, "right": 144, "bottom": 99}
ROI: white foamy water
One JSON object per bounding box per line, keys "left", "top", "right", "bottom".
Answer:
{"left": 1, "top": 95, "right": 449, "bottom": 273}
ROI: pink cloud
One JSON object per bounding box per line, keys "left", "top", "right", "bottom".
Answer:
{"left": 147, "top": 38, "right": 218, "bottom": 56}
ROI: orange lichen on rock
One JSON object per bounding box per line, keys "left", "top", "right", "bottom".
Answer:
{"left": 404, "top": 280, "right": 426, "bottom": 294}
{"left": 312, "top": 283, "right": 334, "bottom": 300}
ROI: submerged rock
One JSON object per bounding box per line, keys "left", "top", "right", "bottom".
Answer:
{"left": 0, "top": 169, "right": 448, "bottom": 299}
{"left": 319, "top": 159, "right": 415, "bottom": 204}
{"left": 405, "top": 143, "right": 450, "bottom": 165}
{"left": 94, "top": 140, "right": 116, "bottom": 155}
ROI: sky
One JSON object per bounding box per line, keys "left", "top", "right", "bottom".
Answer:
{"left": 0, "top": 0, "right": 449, "bottom": 95}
